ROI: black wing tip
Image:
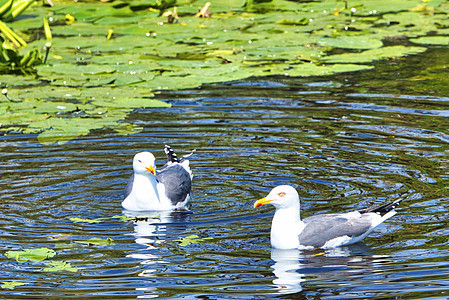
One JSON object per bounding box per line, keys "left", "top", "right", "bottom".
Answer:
{"left": 360, "top": 196, "right": 405, "bottom": 216}
{"left": 164, "top": 145, "right": 180, "bottom": 163}
{"left": 164, "top": 145, "right": 196, "bottom": 163}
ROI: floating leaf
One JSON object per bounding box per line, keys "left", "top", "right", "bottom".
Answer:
{"left": 175, "top": 235, "right": 213, "bottom": 247}
{"left": 321, "top": 46, "right": 427, "bottom": 63}
{"left": 276, "top": 18, "right": 309, "bottom": 26}
{"left": 43, "top": 261, "right": 78, "bottom": 272}
{"left": 318, "top": 36, "right": 383, "bottom": 50}
{"left": 2, "top": 0, "right": 448, "bottom": 145}
{"left": 111, "top": 215, "right": 134, "bottom": 221}
{"left": 70, "top": 215, "right": 133, "bottom": 223}
{"left": 0, "top": 282, "right": 29, "bottom": 290}
{"left": 286, "top": 63, "right": 374, "bottom": 77}
{"left": 410, "top": 36, "right": 449, "bottom": 45}
{"left": 91, "top": 98, "right": 171, "bottom": 109}
{"left": 75, "top": 238, "right": 115, "bottom": 246}
{"left": 5, "top": 248, "right": 56, "bottom": 262}
{"left": 70, "top": 217, "right": 103, "bottom": 223}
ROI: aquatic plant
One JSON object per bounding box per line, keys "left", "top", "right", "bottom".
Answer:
{"left": 1, "top": 0, "right": 448, "bottom": 144}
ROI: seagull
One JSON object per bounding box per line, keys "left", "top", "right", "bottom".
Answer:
{"left": 122, "top": 145, "right": 195, "bottom": 211}
{"left": 254, "top": 185, "right": 404, "bottom": 249}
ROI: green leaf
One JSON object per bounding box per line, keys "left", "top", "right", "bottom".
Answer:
{"left": 70, "top": 217, "right": 103, "bottom": 223}
{"left": 5, "top": 248, "right": 56, "bottom": 262}
{"left": 111, "top": 215, "right": 134, "bottom": 221}
{"left": 70, "top": 215, "right": 133, "bottom": 223}
{"left": 43, "top": 261, "right": 78, "bottom": 272}
{"left": 410, "top": 36, "right": 449, "bottom": 45}
{"left": 2, "top": 0, "right": 448, "bottom": 146}
{"left": 91, "top": 98, "right": 171, "bottom": 108}
{"left": 286, "top": 63, "right": 374, "bottom": 77}
{"left": 276, "top": 18, "right": 309, "bottom": 26}
{"left": 75, "top": 238, "right": 115, "bottom": 246}
{"left": 0, "top": 282, "right": 29, "bottom": 290}
{"left": 318, "top": 36, "right": 383, "bottom": 50}
{"left": 175, "top": 235, "right": 213, "bottom": 247}
{"left": 321, "top": 46, "right": 427, "bottom": 63}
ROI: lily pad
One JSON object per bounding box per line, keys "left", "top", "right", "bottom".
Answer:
{"left": 318, "top": 36, "right": 383, "bottom": 50}
{"left": 410, "top": 36, "right": 449, "bottom": 45}
{"left": 111, "top": 215, "right": 134, "bottom": 221}
{"left": 321, "top": 46, "right": 427, "bottom": 63}
{"left": 2, "top": 0, "right": 448, "bottom": 145}
{"left": 175, "top": 235, "right": 213, "bottom": 246}
{"left": 286, "top": 63, "right": 374, "bottom": 77}
{"left": 75, "top": 238, "right": 115, "bottom": 246}
{"left": 70, "top": 215, "right": 133, "bottom": 223}
{"left": 70, "top": 217, "right": 103, "bottom": 223}
{"left": 43, "top": 261, "right": 78, "bottom": 272}
{"left": 5, "top": 248, "right": 56, "bottom": 262}
{"left": 0, "top": 282, "right": 29, "bottom": 290}
{"left": 276, "top": 18, "right": 309, "bottom": 26}
{"left": 36, "top": 63, "right": 117, "bottom": 76}
{"left": 91, "top": 98, "right": 171, "bottom": 108}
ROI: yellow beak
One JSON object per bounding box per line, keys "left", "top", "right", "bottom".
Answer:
{"left": 254, "top": 197, "right": 272, "bottom": 208}
{"left": 146, "top": 165, "right": 156, "bottom": 175}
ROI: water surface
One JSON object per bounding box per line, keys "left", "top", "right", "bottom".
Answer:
{"left": 1, "top": 48, "right": 449, "bottom": 298}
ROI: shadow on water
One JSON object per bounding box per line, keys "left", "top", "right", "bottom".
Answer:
{"left": 0, "top": 48, "right": 449, "bottom": 298}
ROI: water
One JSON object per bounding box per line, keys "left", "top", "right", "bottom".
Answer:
{"left": 1, "top": 49, "right": 449, "bottom": 298}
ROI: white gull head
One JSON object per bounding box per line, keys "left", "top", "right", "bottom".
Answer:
{"left": 133, "top": 152, "right": 156, "bottom": 176}
{"left": 254, "top": 185, "right": 303, "bottom": 250}
{"left": 255, "top": 185, "right": 300, "bottom": 210}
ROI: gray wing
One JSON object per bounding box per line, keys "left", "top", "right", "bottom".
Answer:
{"left": 298, "top": 213, "right": 373, "bottom": 248}
{"left": 156, "top": 164, "right": 192, "bottom": 206}
{"left": 124, "top": 174, "right": 134, "bottom": 199}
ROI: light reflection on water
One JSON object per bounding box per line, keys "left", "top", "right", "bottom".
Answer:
{"left": 1, "top": 69, "right": 449, "bottom": 298}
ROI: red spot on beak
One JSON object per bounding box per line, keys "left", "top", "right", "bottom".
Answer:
{"left": 146, "top": 165, "right": 156, "bottom": 175}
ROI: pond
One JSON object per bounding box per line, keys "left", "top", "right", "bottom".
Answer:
{"left": 1, "top": 47, "right": 449, "bottom": 298}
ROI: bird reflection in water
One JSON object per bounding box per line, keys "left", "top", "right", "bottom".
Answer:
{"left": 123, "top": 210, "right": 191, "bottom": 260}
{"left": 270, "top": 243, "right": 391, "bottom": 295}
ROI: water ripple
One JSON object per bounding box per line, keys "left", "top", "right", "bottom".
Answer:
{"left": 0, "top": 77, "right": 448, "bottom": 298}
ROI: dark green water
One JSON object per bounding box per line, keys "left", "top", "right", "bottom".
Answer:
{"left": 0, "top": 48, "right": 449, "bottom": 298}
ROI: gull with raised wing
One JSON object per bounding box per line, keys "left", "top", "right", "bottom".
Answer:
{"left": 122, "top": 145, "right": 195, "bottom": 211}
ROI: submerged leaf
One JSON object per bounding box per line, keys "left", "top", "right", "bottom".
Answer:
{"left": 75, "top": 238, "right": 115, "bottom": 246}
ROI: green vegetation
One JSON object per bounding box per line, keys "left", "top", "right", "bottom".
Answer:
{"left": 70, "top": 215, "right": 134, "bottom": 223}
{"left": 0, "top": 0, "right": 48, "bottom": 67}
{"left": 0, "top": 0, "right": 448, "bottom": 143}
{"left": 0, "top": 281, "right": 29, "bottom": 289}
{"left": 74, "top": 237, "right": 115, "bottom": 246}
{"left": 5, "top": 247, "right": 56, "bottom": 262}
{"left": 43, "top": 261, "right": 78, "bottom": 272}
{"left": 175, "top": 234, "right": 213, "bottom": 246}
{"left": 70, "top": 217, "right": 103, "bottom": 223}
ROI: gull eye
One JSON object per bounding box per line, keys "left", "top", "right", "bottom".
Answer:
{"left": 278, "top": 192, "right": 286, "bottom": 197}
{"left": 137, "top": 159, "right": 142, "bottom": 163}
